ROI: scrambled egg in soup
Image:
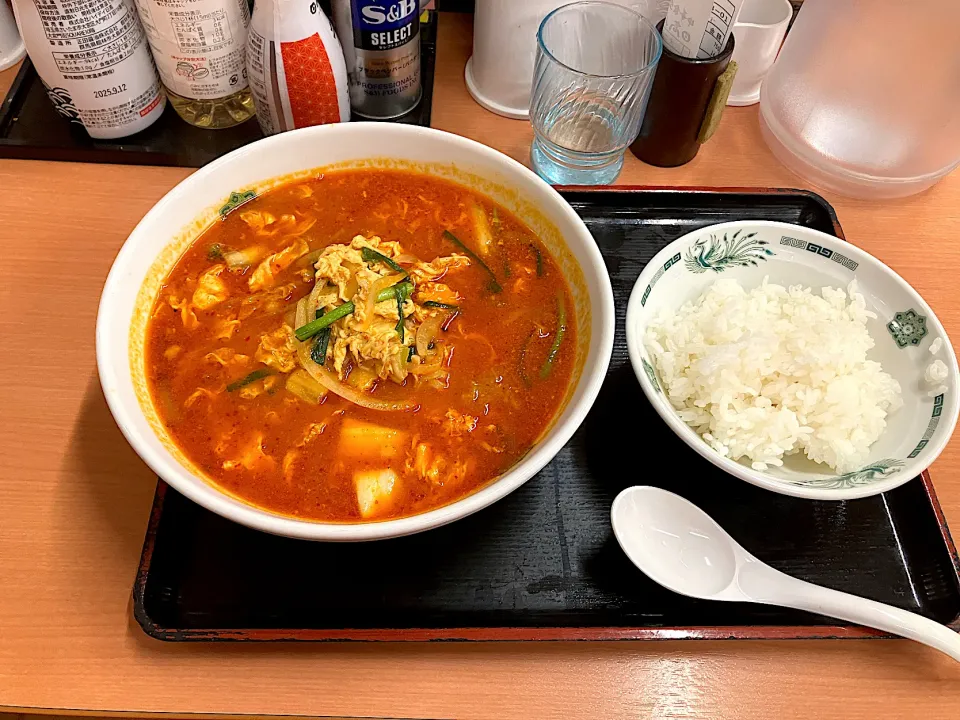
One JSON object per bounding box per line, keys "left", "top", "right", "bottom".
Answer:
{"left": 146, "top": 170, "right": 575, "bottom": 522}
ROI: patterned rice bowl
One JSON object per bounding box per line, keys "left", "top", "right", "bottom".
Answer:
{"left": 625, "top": 220, "right": 959, "bottom": 500}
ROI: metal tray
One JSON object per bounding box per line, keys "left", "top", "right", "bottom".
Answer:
{"left": 0, "top": 12, "right": 436, "bottom": 167}
{"left": 133, "top": 187, "right": 960, "bottom": 641}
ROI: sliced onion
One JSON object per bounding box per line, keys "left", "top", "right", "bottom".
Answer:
{"left": 471, "top": 203, "right": 493, "bottom": 256}
{"left": 416, "top": 313, "right": 444, "bottom": 357}
{"left": 363, "top": 272, "right": 404, "bottom": 328}
{"left": 395, "top": 253, "right": 418, "bottom": 265}
{"left": 299, "top": 348, "right": 415, "bottom": 412}
{"left": 295, "top": 295, "right": 310, "bottom": 326}
{"left": 224, "top": 245, "right": 267, "bottom": 270}
{"left": 288, "top": 217, "right": 317, "bottom": 237}
{"left": 346, "top": 364, "right": 378, "bottom": 391}
{"left": 343, "top": 275, "right": 359, "bottom": 302}
{"left": 294, "top": 297, "right": 414, "bottom": 412}
{"left": 409, "top": 352, "right": 444, "bottom": 376}
{"left": 305, "top": 279, "right": 336, "bottom": 319}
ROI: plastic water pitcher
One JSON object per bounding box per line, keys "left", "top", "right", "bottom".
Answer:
{"left": 759, "top": 0, "right": 960, "bottom": 199}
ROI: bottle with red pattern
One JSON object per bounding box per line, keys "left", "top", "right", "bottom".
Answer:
{"left": 246, "top": 0, "right": 350, "bottom": 135}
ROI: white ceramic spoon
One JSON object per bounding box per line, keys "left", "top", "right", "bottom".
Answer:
{"left": 610, "top": 485, "right": 960, "bottom": 661}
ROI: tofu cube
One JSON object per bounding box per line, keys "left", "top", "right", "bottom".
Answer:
{"left": 339, "top": 419, "right": 407, "bottom": 459}
{"left": 355, "top": 469, "right": 399, "bottom": 519}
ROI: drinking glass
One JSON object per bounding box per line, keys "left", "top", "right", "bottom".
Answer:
{"left": 530, "top": 1, "right": 662, "bottom": 185}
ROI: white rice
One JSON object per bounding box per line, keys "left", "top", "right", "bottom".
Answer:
{"left": 924, "top": 340, "right": 949, "bottom": 397}
{"left": 925, "top": 359, "right": 948, "bottom": 385}
{"left": 644, "top": 278, "right": 902, "bottom": 473}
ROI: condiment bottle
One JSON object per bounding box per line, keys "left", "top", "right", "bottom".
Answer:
{"left": 245, "top": 0, "right": 349, "bottom": 135}
{"left": 12, "top": 0, "right": 165, "bottom": 139}
{"left": 331, "top": 0, "right": 422, "bottom": 119}
{"left": 133, "top": 0, "right": 255, "bottom": 129}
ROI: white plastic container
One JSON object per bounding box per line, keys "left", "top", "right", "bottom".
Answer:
{"left": 0, "top": 0, "right": 25, "bottom": 71}
{"left": 465, "top": 0, "right": 557, "bottom": 119}
{"left": 466, "top": 0, "right": 668, "bottom": 120}
{"left": 760, "top": 0, "right": 960, "bottom": 199}
{"left": 726, "top": 0, "right": 791, "bottom": 106}
{"left": 13, "top": 0, "right": 165, "bottom": 139}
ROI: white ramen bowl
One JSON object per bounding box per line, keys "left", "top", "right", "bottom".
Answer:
{"left": 625, "top": 220, "right": 959, "bottom": 500}
{"left": 96, "top": 123, "right": 614, "bottom": 541}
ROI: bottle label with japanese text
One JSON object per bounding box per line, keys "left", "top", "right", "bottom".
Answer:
{"left": 350, "top": 0, "right": 418, "bottom": 52}
{"left": 13, "top": 0, "right": 166, "bottom": 139}
{"left": 332, "top": 0, "right": 421, "bottom": 118}
{"left": 133, "top": 0, "right": 250, "bottom": 100}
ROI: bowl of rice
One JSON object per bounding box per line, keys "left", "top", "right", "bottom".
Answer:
{"left": 625, "top": 220, "right": 959, "bottom": 500}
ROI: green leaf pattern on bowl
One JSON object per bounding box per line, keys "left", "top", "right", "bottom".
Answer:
{"left": 219, "top": 190, "right": 257, "bottom": 219}
{"left": 684, "top": 230, "right": 775, "bottom": 273}
{"left": 788, "top": 459, "right": 904, "bottom": 489}
{"left": 887, "top": 309, "right": 928, "bottom": 349}
{"left": 642, "top": 357, "right": 660, "bottom": 393}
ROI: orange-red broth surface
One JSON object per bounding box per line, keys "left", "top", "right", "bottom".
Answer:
{"left": 146, "top": 170, "right": 576, "bottom": 522}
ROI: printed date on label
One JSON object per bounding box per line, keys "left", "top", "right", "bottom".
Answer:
{"left": 93, "top": 84, "right": 128, "bottom": 99}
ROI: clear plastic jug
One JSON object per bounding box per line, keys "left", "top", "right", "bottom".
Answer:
{"left": 759, "top": 0, "right": 960, "bottom": 199}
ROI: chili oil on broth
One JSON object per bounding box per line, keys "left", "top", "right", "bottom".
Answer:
{"left": 144, "top": 170, "right": 577, "bottom": 522}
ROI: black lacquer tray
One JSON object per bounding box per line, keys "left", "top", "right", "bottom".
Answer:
{"left": 134, "top": 188, "right": 960, "bottom": 641}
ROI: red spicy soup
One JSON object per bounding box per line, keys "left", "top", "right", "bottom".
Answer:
{"left": 146, "top": 170, "right": 576, "bottom": 522}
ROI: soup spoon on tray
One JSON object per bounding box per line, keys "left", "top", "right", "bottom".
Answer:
{"left": 610, "top": 485, "right": 960, "bottom": 661}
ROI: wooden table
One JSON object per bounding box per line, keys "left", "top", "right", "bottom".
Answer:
{"left": 2, "top": 13, "right": 959, "bottom": 720}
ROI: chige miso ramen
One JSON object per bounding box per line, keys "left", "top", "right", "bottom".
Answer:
{"left": 146, "top": 170, "right": 577, "bottom": 522}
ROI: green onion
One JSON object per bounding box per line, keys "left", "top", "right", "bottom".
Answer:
{"left": 294, "top": 282, "right": 413, "bottom": 341}
{"left": 297, "top": 302, "right": 355, "bottom": 341}
{"left": 532, "top": 244, "right": 543, "bottom": 277}
{"left": 503, "top": 260, "right": 511, "bottom": 278}
{"left": 226, "top": 368, "right": 273, "bottom": 392}
{"left": 311, "top": 328, "right": 331, "bottom": 365}
{"left": 207, "top": 243, "right": 223, "bottom": 261}
{"left": 296, "top": 302, "right": 353, "bottom": 341}
{"left": 423, "top": 300, "right": 459, "bottom": 310}
{"left": 395, "top": 286, "right": 406, "bottom": 341}
{"left": 408, "top": 346, "right": 416, "bottom": 362}
{"left": 442, "top": 230, "right": 503, "bottom": 293}
{"left": 361, "top": 247, "right": 406, "bottom": 275}
{"left": 539, "top": 293, "right": 567, "bottom": 379}
{"left": 391, "top": 281, "right": 413, "bottom": 298}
